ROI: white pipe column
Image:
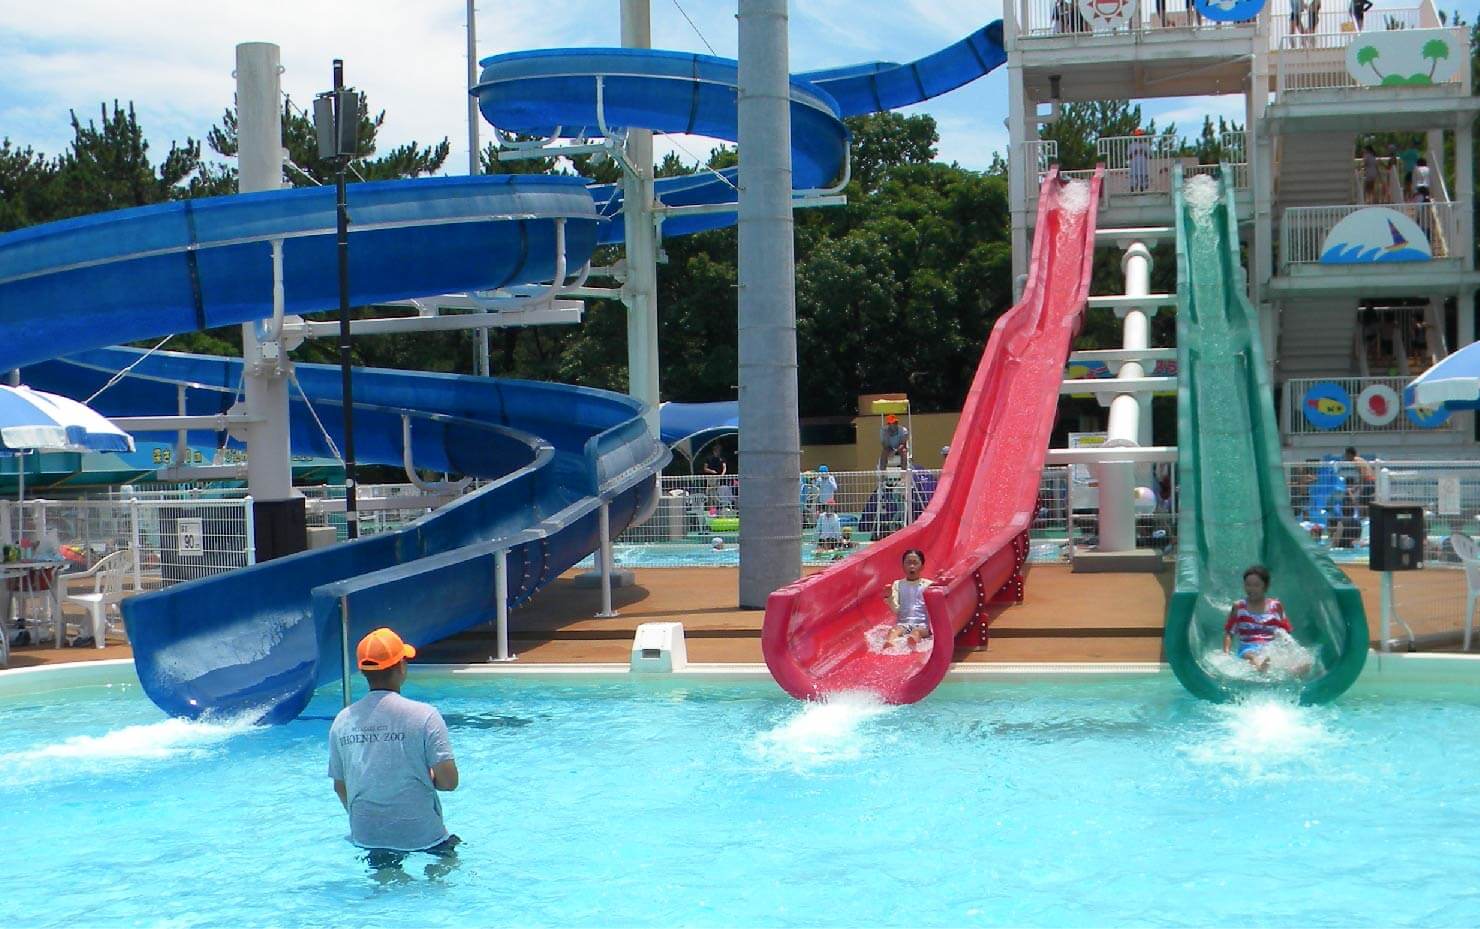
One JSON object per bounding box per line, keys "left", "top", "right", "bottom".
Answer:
{"left": 1007, "top": 65, "right": 1032, "bottom": 298}
{"left": 1098, "top": 241, "right": 1153, "bottom": 553}
{"left": 737, "top": 0, "right": 802, "bottom": 607}
{"left": 621, "top": 0, "right": 661, "bottom": 435}
{"left": 236, "top": 43, "right": 301, "bottom": 557}
{"left": 467, "top": 0, "right": 491, "bottom": 378}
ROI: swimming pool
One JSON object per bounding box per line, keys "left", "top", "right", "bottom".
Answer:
{"left": 3, "top": 658, "right": 1478, "bottom": 927}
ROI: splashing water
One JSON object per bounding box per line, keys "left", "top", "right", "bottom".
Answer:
{"left": 1183, "top": 174, "right": 1219, "bottom": 225}
{"left": 0, "top": 714, "right": 261, "bottom": 787}
{"left": 1058, "top": 178, "right": 1092, "bottom": 214}
{"left": 1184, "top": 695, "right": 1343, "bottom": 782}
{"left": 752, "top": 690, "right": 894, "bottom": 770}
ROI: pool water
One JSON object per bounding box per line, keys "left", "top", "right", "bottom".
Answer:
{"left": 3, "top": 667, "right": 1479, "bottom": 927}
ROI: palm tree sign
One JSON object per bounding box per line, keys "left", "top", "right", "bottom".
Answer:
{"left": 1356, "top": 44, "right": 1383, "bottom": 81}
{"left": 1422, "top": 38, "right": 1450, "bottom": 81}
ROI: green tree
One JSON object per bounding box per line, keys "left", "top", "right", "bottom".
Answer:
{"left": 47, "top": 102, "right": 210, "bottom": 218}
{"left": 0, "top": 140, "right": 57, "bottom": 232}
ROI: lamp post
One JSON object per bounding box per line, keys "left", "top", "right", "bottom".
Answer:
{"left": 314, "top": 61, "right": 364, "bottom": 539}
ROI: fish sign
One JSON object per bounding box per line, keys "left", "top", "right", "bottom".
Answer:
{"left": 1302, "top": 382, "right": 1352, "bottom": 430}
{"left": 1346, "top": 28, "right": 1463, "bottom": 88}
{"left": 1196, "top": 0, "right": 1264, "bottom": 22}
{"left": 1320, "top": 207, "right": 1431, "bottom": 264}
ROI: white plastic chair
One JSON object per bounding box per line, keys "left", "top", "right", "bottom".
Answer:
{"left": 64, "top": 550, "right": 131, "bottom": 649}
{"left": 1447, "top": 534, "right": 1480, "bottom": 651}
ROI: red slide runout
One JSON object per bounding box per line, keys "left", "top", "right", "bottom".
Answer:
{"left": 762, "top": 166, "right": 1103, "bottom": 703}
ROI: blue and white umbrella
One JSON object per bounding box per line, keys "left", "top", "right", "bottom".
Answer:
{"left": 1, "top": 384, "right": 135, "bottom": 508}
{"left": 0, "top": 385, "right": 135, "bottom": 454}
{"left": 1405, "top": 340, "right": 1480, "bottom": 411}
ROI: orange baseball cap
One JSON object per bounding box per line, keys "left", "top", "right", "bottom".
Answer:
{"left": 886, "top": 414, "right": 899, "bottom": 424}
{"left": 357, "top": 627, "right": 416, "bottom": 671}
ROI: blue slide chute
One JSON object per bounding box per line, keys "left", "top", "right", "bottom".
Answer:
{"left": 477, "top": 21, "right": 1008, "bottom": 245}
{"left": 0, "top": 175, "right": 599, "bottom": 372}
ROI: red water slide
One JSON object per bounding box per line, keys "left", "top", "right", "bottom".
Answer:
{"left": 762, "top": 166, "right": 1103, "bottom": 703}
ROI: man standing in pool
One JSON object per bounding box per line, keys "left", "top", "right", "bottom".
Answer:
{"left": 1222, "top": 565, "right": 1305, "bottom": 675}
{"left": 329, "top": 627, "right": 461, "bottom": 878}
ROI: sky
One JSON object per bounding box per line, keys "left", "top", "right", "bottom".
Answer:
{"left": 1, "top": 0, "right": 1475, "bottom": 178}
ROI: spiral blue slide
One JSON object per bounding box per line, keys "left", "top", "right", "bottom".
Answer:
{"left": 0, "top": 21, "right": 1005, "bottom": 723}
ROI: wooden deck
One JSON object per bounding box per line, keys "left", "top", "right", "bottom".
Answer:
{"left": 6, "top": 562, "right": 1472, "bottom": 671}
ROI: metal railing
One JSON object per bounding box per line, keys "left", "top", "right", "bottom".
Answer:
{"left": 1028, "top": 132, "right": 1247, "bottom": 208}
{"left": 1283, "top": 376, "right": 1462, "bottom": 435}
{"left": 1280, "top": 200, "right": 1461, "bottom": 265}
{"left": 1017, "top": 0, "right": 1236, "bottom": 38}
{"left": 1269, "top": 6, "right": 1425, "bottom": 53}
{"left": 1275, "top": 25, "right": 1467, "bottom": 96}
{"left": 608, "top": 466, "right": 1179, "bottom": 566}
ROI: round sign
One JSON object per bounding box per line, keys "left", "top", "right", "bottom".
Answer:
{"left": 1301, "top": 382, "right": 1352, "bottom": 431}
{"left": 1406, "top": 403, "right": 1451, "bottom": 430}
{"left": 1356, "top": 384, "right": 1400, "bottom": 427}
{"left": 1195, "top": 0, "right": 1265, "bottom": 22}
{"left": 1077, "top": 0, "right": 1139, "bottom": 31}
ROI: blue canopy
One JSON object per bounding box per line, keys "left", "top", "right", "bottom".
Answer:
{"left": 0, "top": 385, "right": 134, "bottom": 453}
{"left": 659, "top": 400, "right": 738, "bottom": 458}
{"left": 1405, "top": 340, "right": 1480, "bottom": 410}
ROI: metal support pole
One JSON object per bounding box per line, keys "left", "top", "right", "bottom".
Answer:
{"left": 340, "top": 596, "right": 353, "bottom": 707}
{"left": 466, "top": 0, "right": 481, "bottom": 176}
{"left": 737, "top": 0, "right": 803, "bottom": 607}
{"left": 1379, "top": 571, "right": 1393, "bottom": 652}
{"left": 333, "top": 60, "right": 360, "bottom": 541}
{"left": 243, "top": 495, "right": 257, "bottom": 565}
{"left": 128, "top": 498, "right": 143, "bottom": 593}
{"left": 597, "top": 502, "right": 618, "bottom": 618}
{"left": 175, "top": 383, "right": 188, "bottom": 467}
{"left": 494, "top": 551, "right": 510, "bottom": 661}
{"left": 621, "top": 0, "right": 661, "bottom": 436}
{"left": 236, "top": 43, "right": 300, "bottom": 555}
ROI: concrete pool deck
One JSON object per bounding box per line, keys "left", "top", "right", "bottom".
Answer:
{"left": 6, "top": 562, "right": 1471, "bottom": 671}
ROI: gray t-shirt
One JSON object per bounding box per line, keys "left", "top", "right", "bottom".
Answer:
{"left": 328, "top": 690, "right": 454, "bottom": 851}
{"left": 881, "top": 424, "right": 909, "bottom": 451}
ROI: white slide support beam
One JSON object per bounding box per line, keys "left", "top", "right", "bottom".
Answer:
{"left": 621, "top": 0, "right": 661, "bottom": 436}
{"left": 1096, "top": 241, "right": 1155, "bottom": 554}
{"left": 236, "top": 43, "right": 297, "bottom": 508}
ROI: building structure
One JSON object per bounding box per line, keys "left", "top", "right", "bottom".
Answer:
{"left": 1003, "top": 0, "right": 1478, "bottom": 459}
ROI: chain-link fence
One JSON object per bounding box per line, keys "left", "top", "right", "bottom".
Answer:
{"left": 608, "top": 466, "right": 1177, "bottom": 568}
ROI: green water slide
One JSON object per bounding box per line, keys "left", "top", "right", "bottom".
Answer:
{"left": 1164, "top": 166, "right": 1369, "bottom": 705}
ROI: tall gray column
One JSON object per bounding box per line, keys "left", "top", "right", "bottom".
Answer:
{"left": 237, "top": 43, "right": 305, "bottom": 560}
{"left": 737, "top": 0, "right": 802, "bottom": 606}
{"left": 622, "top": 0, "right": 662, "bottom": 435}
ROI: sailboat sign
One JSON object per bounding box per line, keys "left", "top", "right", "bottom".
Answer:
{"left": 1319, "top": 207, "right": 1432, "bottom": 264}
{"left": 1345, "top": 28, "right": 1463, "bottom": 88}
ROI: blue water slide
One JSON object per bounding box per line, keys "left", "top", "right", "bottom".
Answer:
{"left": 25, "top": 348, "right": 665, "bottom": 724}
{"left": 476, "top": 21, "right": 1007, "bottom": 245}
{"left": 0, "top": 176, "right": 599, "bottom": 372}
{"left": 0, "top": 175, "right": 666, "bottom": 723}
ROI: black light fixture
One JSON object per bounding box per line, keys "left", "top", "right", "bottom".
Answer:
{"left": 314, "top": 60, "right": 365, "bottom": 539}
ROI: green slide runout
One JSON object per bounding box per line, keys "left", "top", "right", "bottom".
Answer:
{"left": 1164, "top": 166, "right": 1369, "bottom": 705}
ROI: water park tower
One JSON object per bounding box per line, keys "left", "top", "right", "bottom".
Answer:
{"left": 1005, "top": 0, "right": 1478, "bottom": 460}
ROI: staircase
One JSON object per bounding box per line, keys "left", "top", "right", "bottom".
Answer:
{"left": 1275, "top": 132, "right": 1356, "bottom": 211}
{"left": 1273, "top": 132, "right": 1359, "bottom": 382}
{"left": 1277, "top": 296, "right": 1358, "bottom": 381}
